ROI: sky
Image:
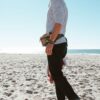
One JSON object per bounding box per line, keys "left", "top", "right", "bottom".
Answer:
{"left": 0, "top": 0, "right": 100, "bottom": 54}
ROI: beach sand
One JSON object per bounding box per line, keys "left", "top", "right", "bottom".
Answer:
{"left": 0, "top": 54, "right": 100, "bottom": 100}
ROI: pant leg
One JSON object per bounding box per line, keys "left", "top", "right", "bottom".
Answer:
{"left": 55, "top": 82, "right": 65, "bottom": 100}
{"left": 47, "top": 43, "right": 79, "bottom": 100}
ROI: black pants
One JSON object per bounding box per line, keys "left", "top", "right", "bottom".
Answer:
{"left": 47, "top": 42, "right": 79, "bottom": 100}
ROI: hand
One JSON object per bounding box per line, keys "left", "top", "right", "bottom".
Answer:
{"left": 45, "top": 43, "right": 54, "bottom": 55}
{"left": 47, "top": 66, "right": 54, "bottom": 83}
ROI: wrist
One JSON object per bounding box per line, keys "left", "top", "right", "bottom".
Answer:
{"left": 47, "top": 43, "right": 54, "bottom": 47}
{"left": 49, "top": 32, "right": 59, "bottom": 42}
{"left": 50, "top": 36, "right": 54, "bottom": 42}
{"left": 48, "top": 39, "right": 55, "bottom": 44}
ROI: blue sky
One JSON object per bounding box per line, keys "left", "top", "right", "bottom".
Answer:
{"left": 0, "top": 0, "right": 100, "bottom": 53}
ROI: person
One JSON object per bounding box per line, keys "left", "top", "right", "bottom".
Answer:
{"left": 40, "top": 0, "right": 80, "bottom": 100}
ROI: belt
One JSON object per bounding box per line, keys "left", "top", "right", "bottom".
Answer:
{"left": 49, "top": 32, "right": 67, "bottom": 42}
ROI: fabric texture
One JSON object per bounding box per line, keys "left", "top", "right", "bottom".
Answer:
{"left": 46, "top": 0, "right": 68, "bottom": 44}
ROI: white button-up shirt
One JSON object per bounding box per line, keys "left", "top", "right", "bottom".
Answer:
{"left": 46, "top": 0, "right": 68, "bottom": 44}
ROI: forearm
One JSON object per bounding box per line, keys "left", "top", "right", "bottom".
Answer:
{"left": 50, "top": 23, "right": 62, "bottom": 42}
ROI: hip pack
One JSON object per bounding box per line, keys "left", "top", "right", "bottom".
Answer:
{"left": 40, "top": 32, "right": 66, "bottom": 46}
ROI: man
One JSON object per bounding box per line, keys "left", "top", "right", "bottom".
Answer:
{"left": 40, "top": 0, "right": 80, "bottom": 100}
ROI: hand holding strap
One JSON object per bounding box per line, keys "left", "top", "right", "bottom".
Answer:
{"left": 40, "top": 32, "right": 64, "bottom": 46}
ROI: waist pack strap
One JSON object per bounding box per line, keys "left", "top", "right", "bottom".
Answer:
{"left": 49, "top": 32, "right": 66, "bottom": 42}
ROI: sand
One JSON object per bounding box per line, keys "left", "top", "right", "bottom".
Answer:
{"left": 0, "top": 54, "right": 100, "bottom": 100}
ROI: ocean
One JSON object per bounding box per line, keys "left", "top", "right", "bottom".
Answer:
{"left": 68, "top": 49, "right": 100, "bottom": 54}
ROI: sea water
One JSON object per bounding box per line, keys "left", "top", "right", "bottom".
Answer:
{"left": 68, "top": 49, "right": 100, "bottom": 54}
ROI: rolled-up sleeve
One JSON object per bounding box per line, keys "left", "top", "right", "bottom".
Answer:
{"left": 52, "top": 3, "right": 65, "bottom": 25}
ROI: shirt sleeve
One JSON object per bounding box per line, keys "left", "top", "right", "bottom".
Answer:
{"left": 52, "top": 3, "right": 65, "bottom": 25}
